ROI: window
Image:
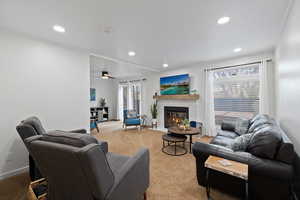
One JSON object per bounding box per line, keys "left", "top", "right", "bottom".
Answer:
{"left": 118, "top": 82, "right": 141, "bottom": 121}
{"left": 213, "top": 64, "right": 260, "bottom": 125}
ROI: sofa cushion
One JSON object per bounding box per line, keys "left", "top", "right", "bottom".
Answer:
{"left": 127, "top": 110, "right": 138, "bottom": 118}
{"left": 247, "top": 125, "right": 282, "bottom": 159}
{"left": 234, "top": 118, "right": 250, "bottom": 135}
{"left": 41, "top": 131, "right": 99, "bottom": 147}
{"left": 125, "top": 118, "right": 141, "bottom": 125}
{"left": 250, "top": 114, "right": 269, "bottom": 124}
{"left": 248, "top": 116, "right": 275, "bottom": 133}
{"left": 211, "top": 136, "right": 235, "bottom": 148}
{"left": 217, "top": 130, "right": 239, "bottom": 139}
{"left": 230, "top": 133, "right": 252, "bottom": 151}
{"left": 221, "top": 118, "right": 236, "bottom": 132}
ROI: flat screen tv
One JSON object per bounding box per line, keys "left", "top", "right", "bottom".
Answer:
{"left": 160, "top": 74, "right": 190, "bottom": 95}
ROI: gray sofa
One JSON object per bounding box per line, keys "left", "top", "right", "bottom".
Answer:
{"left": 25, "top": 131, "right": 150, "bottom": 200}
{"left": 193, "top": 114, "right": 297, "bottom": 200}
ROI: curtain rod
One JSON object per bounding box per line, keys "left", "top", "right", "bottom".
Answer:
{"left": 119, "top": 78, "right": 146, "bottom": 84}
{"left": 205, "top": 59, "right": 272, "bottom": 72}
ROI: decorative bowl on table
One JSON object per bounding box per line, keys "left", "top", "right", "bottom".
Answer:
{"left": 178, "top": 125, "right": 190, "bottom": 131}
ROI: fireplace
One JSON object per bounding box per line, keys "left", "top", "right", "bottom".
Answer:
{"left": 164, "top": 106, "right": 189, "bottom": 128}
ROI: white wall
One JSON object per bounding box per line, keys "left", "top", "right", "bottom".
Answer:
{"left": 143, "top": 52, "right": 273, "bottom": 130}
{"left": 0, "top": 30, "right": 90, "bottom": 179}
{"left": 143, "top": 68, "right": 202, "bottom": 130}
{"left": 90, "top": 78, "right": 118, "bottom": 120}
{"left": 89, "top": 55, "right": 119, "bottom": 120}
{"left": 275, "top": 0, "right": 300, "bottom": 154}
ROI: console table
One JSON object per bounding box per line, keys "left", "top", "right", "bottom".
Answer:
{"left": 90, "top": 107, "right": 109, "bottom": 122}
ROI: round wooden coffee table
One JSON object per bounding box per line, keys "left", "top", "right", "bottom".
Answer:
{"left": 162, "top": 134, "right": 187, "bottom": 156}
{"left": 168, "top": 126, "right": 200, "bottom": 153}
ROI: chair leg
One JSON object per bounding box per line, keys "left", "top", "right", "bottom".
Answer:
{"left": 95, "top": 122, "right": 99, "bottom": 133}
{"left": 144, "top": 192, "right": 147, "bottom": 200}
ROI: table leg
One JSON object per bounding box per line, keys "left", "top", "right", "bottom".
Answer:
{"left": 189, "top": 135, "right": 193, "bottom": 153}
{"left": 174, "top": 142, "right": 177, "bottom": 155}
{"left": 245, "top": 180, "right": 248, "bottom": 200}
{"left": 94, "top": 121, "right": 99, "bottom": 133}
{"left": 206, "top": 168, "right": 211, "bottom": 200}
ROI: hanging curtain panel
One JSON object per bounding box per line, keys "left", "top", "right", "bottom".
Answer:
{"left": 202, "top": 69, "right": 217, "bottom": 137}
{"left": 259, "top": 60, "right": 276, "bottom": 117}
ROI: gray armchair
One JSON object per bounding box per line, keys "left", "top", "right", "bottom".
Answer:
{"left": 25, "top": 131, "right": 150, "bottom": 200}
{"left": 16, "top": 116, "right": 87, "bottom": 180}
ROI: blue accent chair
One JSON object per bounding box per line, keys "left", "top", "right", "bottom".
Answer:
{"left": 123, "top": 110, "right": 141, "bottom": 130}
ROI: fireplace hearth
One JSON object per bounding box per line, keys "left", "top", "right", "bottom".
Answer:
{"left": 164, "top": 106, "right": 189, "bottom": 128}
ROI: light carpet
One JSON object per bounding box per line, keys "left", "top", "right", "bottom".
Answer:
{"left": 93, "top": 121, "right": 237, "bottom": 200}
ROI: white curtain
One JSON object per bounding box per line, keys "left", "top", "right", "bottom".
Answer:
{"left": 259, "top": 60, "right": 275, "bottom": 117}
{"left": 202, "top": 68, "right": 217, "bottom": 137}
{"left": 118, "top": 85, "right": 124, "bottom": 121}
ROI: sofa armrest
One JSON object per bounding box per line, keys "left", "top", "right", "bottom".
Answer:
{"left": 193, "top": 142, "right": 294, "bottom": 181}
{"left": 106, "top": 148, "right": 150, "bottom": 200}
{"left": 98, "top": 141, "right": 108, "bottom": 154}
{"left": 221, "top": 118, "right": 236, "bottom": 132}
{"left": 68, "top": 129, "right": 87, "bottom": 134}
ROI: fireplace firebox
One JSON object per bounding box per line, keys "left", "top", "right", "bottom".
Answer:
{"left": 164, "top": 106, "right": 189, "bottom": 128}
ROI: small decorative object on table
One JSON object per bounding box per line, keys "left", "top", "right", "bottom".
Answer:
{"left": 190, "top": 89, "right": 197, "bottom": 95}
{"left": 205, "top": 156, "right": 248, "bottom": 200}
{"left": 99, "top": 98, "right": 106, "bottom": 108}
{"left": 182, "top": 118, "right": 190, "bottom": 130}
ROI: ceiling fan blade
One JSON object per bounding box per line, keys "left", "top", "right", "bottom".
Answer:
{"left": 107, "top": 75, "right": 115, "bottom": 79}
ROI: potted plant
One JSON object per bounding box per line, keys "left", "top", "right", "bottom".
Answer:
{"left": 182, "top": 118, "right": 190, "bottom": 130}
{"left": 150, "top": 101, "right": 158, "bottom": 125}
{"left": 99, "top": 98, "right": 106, "bottom": 108}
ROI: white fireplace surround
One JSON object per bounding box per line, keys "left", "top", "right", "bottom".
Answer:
{"left": 156, "top": 99, "right": 200, "bottom": 131}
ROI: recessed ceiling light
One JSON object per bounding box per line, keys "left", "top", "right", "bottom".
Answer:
{"left": 163, "top": 64, "right": 169, "bottom": 68}
{"left": 217, "top": 17, "right": 230, "bottom": 25}
{"left": 53, "top": 25, "right": 65, "bottom": 33}
{"left": 234, "top": 48, "right": 242, "bottom": 52}
{"left": 128, "top": 51, "right": 136, "bottom": 56}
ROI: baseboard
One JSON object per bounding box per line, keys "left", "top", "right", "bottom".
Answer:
{"left": 0, "top": 165, "right": 29, "bottom": 180}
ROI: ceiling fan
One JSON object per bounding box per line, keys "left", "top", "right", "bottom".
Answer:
{"left": 101, "top": 71, "right": 115, "bottom": 79}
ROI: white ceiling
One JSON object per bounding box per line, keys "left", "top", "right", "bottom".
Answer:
{"left": 90, "top": 55, "right": 150, "bottom": 79}
{"left": 0, "top": 0, "right": 290, "bottom": 71}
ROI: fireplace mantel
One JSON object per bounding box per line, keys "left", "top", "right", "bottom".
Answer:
{"left": 153, "top": 94, "right": 199, "bottom": 100}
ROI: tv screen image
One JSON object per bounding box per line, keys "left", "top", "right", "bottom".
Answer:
{"left": 160, "top": 74, "right": 190, "bottom": 95}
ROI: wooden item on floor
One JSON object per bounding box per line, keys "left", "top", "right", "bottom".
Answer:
{"left": 153, "top": 94, "right": 199, "bottom": 100}
{"left": 168, "top": 126, "right": 200, "bottom": 153}
{"left": 28, "top": 178, "right": 47, "bottom": 200}
{"left": 205, "top": 156, "right": 248, "bottom": 200}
